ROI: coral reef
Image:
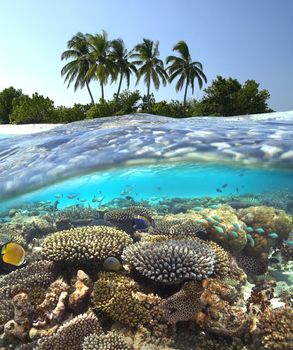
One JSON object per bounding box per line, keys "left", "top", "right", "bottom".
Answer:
{"left": 236, "top": 254, "right": 268, "bottom": 276}
{"left": 41, "top": 226, "right": 132, "bottom": 263}
{"left": 82, "top": 331, "right": 131, "bottom": 350}
{"left": 33, "top": 313, "right": 102, "bottom": 350}
{"left": 161, "top": 281, "right": 203, "bottom": 323}
{"left": 92, "top": 272, "right": 150, "bottom": 327}
{"left": 122, "top": 239, "right": 216, "bottom": 284}
{"left": 68, "top": 270, "right": 92, "bottom": 311}
{"left": 104, "top": 206, "right": 154, "bottom": 234}
{"left": 250, "top": 307, "right": 293, "bottom": 350}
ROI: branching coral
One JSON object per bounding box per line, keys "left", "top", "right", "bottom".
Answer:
{"left": 250, "top": 307, "right": 293, "bottom": 350}
{"left": 34, "top": 313, "right": 102, "bottom": 350}
{"left": 122, "top": 239, "right": 215, "bottom": 284}
{"left": 91, "top": 272, "right": 150, "bottom": 327}
{"left": 41, "top": 226, "right": 132, "bottom": 263}
{"left": 82, "top": 331, "right": 131, "bottom": 350}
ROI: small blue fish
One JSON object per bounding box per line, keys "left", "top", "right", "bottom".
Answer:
{"left": 247, "top": 234, "right": 255, "bottom": 247}
{"left": 193, "top": 206, "right": 204, "bottom": 211}
{"left": 231, "top": 231, "right": 239, "bottom": 238}
{"left": 216, "top": 188, "right": 222, "bottom": 193}
{"left": 212, "top": 215, "right": 221, "bottom": 222}
{"left": 284, "top": 240, "right": 293, "bottom": 247}
{"left": 246, "top": 226, "right": 254, "bottom": 233}
{"left": 133, "top": 216, "right": 152, "bottom": 231}
{"left": 222, "top": 184, "right": 228, "bottom": 189}
{"left": 255, "top": 228, "right": 265, "bottom": 234}
{"left": 195, "top": 219, "right": 205, "bottom": 223}
{"left": 268, "top": 233, "right": 279, "bottom": 239}
{"left": 67, "top": 193, "right": 79, "bottom": 199}
{"left": 206, "top": 217, "right": 215, "bottom": 223}
{"left": 214, "top": 225, "right": 225, "bottom": 234}
{"left": 233, "top": 223, "right": 240, "bottom": 230}
{"left": 209, "top": 205, "right": 219, "bottom": 209}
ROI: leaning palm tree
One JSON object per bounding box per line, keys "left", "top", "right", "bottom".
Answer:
{"left": 61, "top": 32, "right": 95, "bottom": 104}
{"left": 109, "top": 39, "right": 137, "bottom": 102}
{"left": 166, "top": 40, "right": 207, "bottom": 108}
{"left": 132, "top": 39, "right": 168, "bottom": 111}
{"left": 85, "top": 31, "right": 116, "bottom": 100}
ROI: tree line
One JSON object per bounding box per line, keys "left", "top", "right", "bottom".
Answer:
{"left": 61, "top": 31, "right": 207, "bottom": 110}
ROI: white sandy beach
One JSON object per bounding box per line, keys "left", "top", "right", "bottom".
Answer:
{"left": 0, "top": 124, "right": 62, "bottom": 135}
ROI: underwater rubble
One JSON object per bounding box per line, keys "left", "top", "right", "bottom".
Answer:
{"left": 0, "top": 196, "right": 292, "bottom": 350}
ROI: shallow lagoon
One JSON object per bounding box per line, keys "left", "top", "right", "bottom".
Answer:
{"left": 0, "top": 113, "right": 292, "bottom": 350}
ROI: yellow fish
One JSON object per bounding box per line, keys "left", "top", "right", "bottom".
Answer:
{"left": 1, "top": 242, "right": 26, "bottom": 267}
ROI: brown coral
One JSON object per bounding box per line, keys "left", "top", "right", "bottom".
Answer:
{"left": 82, "top": 331, "right": 131, "bottom": 350}
{"left": 41, "top": 226, "right": 132, "bottom": 263}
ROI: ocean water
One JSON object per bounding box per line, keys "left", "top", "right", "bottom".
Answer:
{"left": 0, "top": 112, "right": 292, "bottom": 350}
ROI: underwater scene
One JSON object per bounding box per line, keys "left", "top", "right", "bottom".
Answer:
{"left": 0, "top": 113, "right": 292, "bottom": 350}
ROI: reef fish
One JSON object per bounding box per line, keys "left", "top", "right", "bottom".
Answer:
{"left": 268, "top": 233, "right": 279, "bottom": 239}
{"left": 1, "top": 242, "right": 26, "bottom": 267}
{"left": 209, "top": 204, "right": 219, "bottom": 209}
{"left": 103, "top": 257, "right": 122, "bottom": 272}
{"left": 212, "top": 215, "right": 221, "bottom": 222}
{"left": 233, "top": 223, "right": 240, "bottom": 230}
{"left": 216, "top": 188, "right": 222, "bottom": 193}
{"left": 67, "top": 193, "right": 79, "bottom": 199}
{"left": 246, "top": 234, "right": 255, "bottom": 247}
{"left": 214, "top": 225, "right": 225, "bottom": 234}
{"left": 133, "top": 216, "right": 151, "bottom": 231}
{"left": 246, "top": 226, "right": 254, "bottom": 233}
{"left": 255, "top": 227, "right": 265, "bottom": 234}
{"left": 231, "top": 231, "right": 239, "bottom": 238}
{"left": 193, "top": 206, "right": 204, "bottom": 211}
{"left": 222, "top": 184, "right": 228, "bottom": 188}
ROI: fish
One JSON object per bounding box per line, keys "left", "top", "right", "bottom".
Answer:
{"left": 222, "top": 184, "right": 228, "bottom": 188}
{"left": 54, "top": 194, "right": 63, "bottom": 198}
{"left": 125, "top": 196, "right": 133, "bottom": 200}
{"left": 231, "top": 231, "right": 239, "bottom": 238}
{"left": 67, "top": 193, "right": 79, "bottom": 199}
{"left": 1, "top": 242, "right": 26, "bottom": 267}
{"left": 53, "top": 200, "right": 59, "bottom": 210}
{"left": 246, "top": 226, "right": 254, "bottom": 233}
{"left": 239, "top": 173, "right": 244, "bottom": 176}
{"left": 193, "top": 206, "right": 204, "bottom": 211}
{"left": 247, "top": 234, "right": 255, "bottom": 247}
{"left": 157, "top": 186, "right": 161, "bottom": 191}
{"left": 214, "top": 225, "right": 225, "bottom": 234}
{"left": 283, "top": 240, "right": 293, "bottom": 247}
{"left": 268, "top": 233, "right": 279, "bottom": 239}
{"left": 78, "top": 199, "right": 87, "bottom": 202}
{"left": 103, "top": 257, "right": 122, "bottom": 272}
{"left": 233, "top": 223, "right": 240, "bottom": 230}
{"left": 212, "top": 215, "right": 221, "bottom": 222}
{"left": 209, "top": 204, "right": 219, "bottom": 209}
{"left": 216, "top": 188, "right": 222, "bottom": 193}
{"left": 133, "top": 216, "right": 152, "bottom": 231}
{"left": 255, "top": 227, "right": 265, "bottom": 234}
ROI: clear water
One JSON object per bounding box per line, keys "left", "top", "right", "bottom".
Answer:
{"left": 0, "top": 113, "right": 292, "bottom": 349}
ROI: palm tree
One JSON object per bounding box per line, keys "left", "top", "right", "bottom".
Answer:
{"left": 132, "top": 39, "right": 168, "bottom": 111}
{"left": 85, "top": 31, "right": 116, "bottom": 101}
{"left": 109, "top": 39, "right": 137, "bottom": 102}
{"left": 166, "top": 40, "right": 207, "bottom": 108}
{"left": 61, "top": 32, "right": 95, "bottom": 104}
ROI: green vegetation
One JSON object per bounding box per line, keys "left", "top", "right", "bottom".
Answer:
{"left": 0, "top": 30, "right": 273, "bottom": 124}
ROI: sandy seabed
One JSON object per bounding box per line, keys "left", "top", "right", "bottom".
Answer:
{"left": 0, "top": 124, "right": 62, "bottom": 135}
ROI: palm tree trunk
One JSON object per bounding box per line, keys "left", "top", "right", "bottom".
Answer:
{"left": 147, "top": 80, "right": 151, "bottom": 113}
{"left": 116, "top": 73, "right": 123, "bottom": 102}
{"left": 100, "top": 82, "right": 104, "bottom": 101}
{"left": 183, "top": 79, "right": 189, "bottom": 109}
{"left": 86, "top": 81, "right": 95, "bottom": 105}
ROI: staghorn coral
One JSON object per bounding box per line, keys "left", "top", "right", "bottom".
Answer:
{"left": 104, "top": 206, "right": 154, "bottom": 234}
{"left": 122, "top": 239, "right": 216, "bottom": 284}
{"left": 250, "top": 307, "right": 293, "bottom": 350}
{"left": 91, "top": 272, "right": 150, "bottom": 327}
{"left": 34, "top": 313, "right": 102, "bottom": 350}
{"left": 161, "top": 281, "right": 203, "bottom": 323}
{"left": 82, "top": 331, "right": 131, "bottom": 350}
{"left": 41, "top": 226, "right": 132, "bottom": 263}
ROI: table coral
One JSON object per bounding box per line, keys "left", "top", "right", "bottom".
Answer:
{"left": 122, "top": 239, "right": 216, "bottom": 284}
{"left": 41, "top": 226, "right": 132, "bottom": 263}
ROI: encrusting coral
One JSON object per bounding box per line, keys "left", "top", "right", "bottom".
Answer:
{"left": 33, "top": 313, "right": 102, "bottom": 350}
{"left": 41, "top": 226, "right": 132, "bottom": 263}
{"left": 91, "top": 272, "right": 150, "bottom": 327}
{"left": 82, "top": 331, "right": 131, "bottom": 350}
{"left": 122, "top": 239, "right": 216, "bottom": 284}
{"left": 161, "top": 281, "right": 204, "bottom": 323}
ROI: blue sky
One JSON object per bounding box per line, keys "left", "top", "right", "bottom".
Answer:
{"left": 1, "top": 0, "right": 292, "bottom": 111}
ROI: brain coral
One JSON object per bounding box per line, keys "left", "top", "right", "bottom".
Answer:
{"left": 41, "top": 226, "right": 132, "bottom": 263}
{"left": 122, "top": 239, "right": 216, "bottom": 284}
{"left": 92, "top": 272, "right": 149, "bottom": 327}
{"left": 34, "top": 313, "right": 102, "bottom": 350}
{"left": 82, "top": 331, "right": 131, "bottom": 350}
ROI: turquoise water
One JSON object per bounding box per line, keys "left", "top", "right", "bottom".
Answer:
{"left": 0, "top": 113, "right": 292, "bottom": 349}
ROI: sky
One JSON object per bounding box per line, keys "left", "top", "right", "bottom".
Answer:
{"left": 0, "top": 0, "right": 292, "bottom": 111}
